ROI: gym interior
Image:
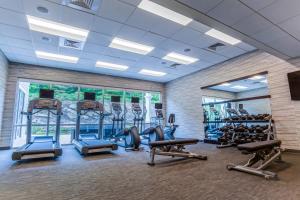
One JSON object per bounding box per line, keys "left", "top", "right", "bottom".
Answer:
{"left": 0, "top": 0, "right": 300, "bottom": 199}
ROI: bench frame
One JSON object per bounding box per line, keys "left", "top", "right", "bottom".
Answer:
{"left": 227, "top": 145, "right": 281, "bottom": 179}
{"left": 148, "top": 143, "right": 207, "bottom": 166}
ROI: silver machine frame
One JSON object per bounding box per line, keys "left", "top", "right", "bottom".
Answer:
{"left": 147, "top": 139, "right": 207, "bottom": 166}
{"left": 227, "top": 140, "right": 282, "bottom": 180}
{"left": 12, "top": 98, "right": 63, "bottom": 161}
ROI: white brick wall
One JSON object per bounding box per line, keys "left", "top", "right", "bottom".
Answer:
{"left": 0, "top": 50, "right": 8, "bottom": 142}
{"left": 0, "top": 63, "right": 165, "bottom": 148}
{"left": 166, "top": 51, "right": 300, "bottom": 150}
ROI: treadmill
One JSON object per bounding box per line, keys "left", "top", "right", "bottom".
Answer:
{"left": 12, "top": 89, "right": 63, "bottom": 161}
{"left": 72, "top": 92, "right": 118, "bottom": 155}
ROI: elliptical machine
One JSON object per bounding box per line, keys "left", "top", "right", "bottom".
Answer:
{"left": 131, "top": 97, "right": 164, "bottom": 144}
{"left": 152, "top": 103, "right": 177, "bottom": 140}
{"left": 110, "top": 96, "right": 140, "bottom": 150}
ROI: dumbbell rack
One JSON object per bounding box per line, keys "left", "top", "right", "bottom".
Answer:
{"left": 204, "top": 119, "right": 274, "bottom": 145}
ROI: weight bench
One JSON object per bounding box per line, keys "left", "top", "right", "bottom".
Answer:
{"left": 227, "top": 140, "right": 282, "bottom": 179}
{"left": 148, "top": 138, "right": 207, "bottom": 166}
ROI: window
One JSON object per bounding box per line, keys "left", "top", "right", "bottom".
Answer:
{"left": 13, "top": 80, "right": 161, "bottom": 147}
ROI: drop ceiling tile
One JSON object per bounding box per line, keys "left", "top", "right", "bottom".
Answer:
{"left": 119, "top": 0, "right": 141, "bottom": 6}
{"left": 125, "top": 9, "right": 161, "bottom": 31}
{"left": 117, "top": 25, "right": 147, "bottom": 41}
{"left": 61, "top": 6, "right": 94, "bottom": 29}
{"left": 177, "top": 0, "right": 223, "bottom": 13}
{"left": 266, "top": 35, "right": 300, "bottom": 57}
{"left": 141, "top": 32, "right": 167, "bottom": 46}
{"left": 92, "top": 16, "right": 123, "bottom": 36}
{"left": 172, "top": 27, "right": 218, "bottom": 48}
{"left": 0, "top": 35, "right": 32, "bottom": 50}
{"left": 232, "top": 13, "right": 273, "bottom": 36}
{"left": 259, "top": 0, "right": 300, "bottom": 24}
{"left": 235, "top": 42, "right": 256, "bottom": 51}
{"left": 106, "top": 48, "right": 144, "bottom": 62}
{"left": 187, "top": 21, "right": 211, "bottom": 33}
{"left": 0, "top": 8, "right": 28, "bottom": 28}
{"left": 6, "top": 53, "right": 38, "bottom": 64}
{"left": 83, "top": 42, "right": 109, "bottom": 54}
{"left": 239, "top": 0, "right": 276, "bottom": 11}
{"left": 58, "top": 47, "right": 83, "bottom": 57}
{"left": 0, "top": 24, "right": 31, "bottom": 40}
{"left": 278, "top": 15, "right": 300, "bottom": 41}
{"left": 216, "top": 46, "right": 246, "bottom": 58}
{"left": 97, "top": 0, "right": 135, "bottom": 23}
{"left": 0, "top": 0, "right": 24, "bottom": 12}
{"left": 207, "top": 0, "right": 253, "bottom": 26}
{"left": 148, "top": 18, "right": 183, "bottom": 37}
{"left": 34, "top": 42, "right": 58, "bottom": 52}
{"left": 158, "top": 39, "right": 192, "bottom": 52}
{"left": 31, "top": 31, "right": 59, "bottom": 48}
{"left": 252, "top": 26, "right": 290, "bottom": 44}
{"left": 86, "top": 31, "right": 112, "bottom": 46}
{"left": 23, "top": 0, "right": 63, "bottom": 22}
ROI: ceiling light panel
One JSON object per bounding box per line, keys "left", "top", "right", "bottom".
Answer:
{"left": 138, "top": 0, "right": 193, "bottom": 26}
{"left": 109, "top": 37, "right": 154, "bottom": 55}
{"left": 139, "top": 69, "right": 166, "bottom": 76}
{"left": 35, "top": 51, "right": 79, "bottom": 63}
{"left": 163, "top": 52, "right": 199, "bottom": 65}
{"left": 95, "top": 61, "right": 128, "bottom": 71}
{"left": 27, "top": 15, "right": 89, "bottom": 42}
{"left": 205, "top": 29, "right": 241, "bottom": 45}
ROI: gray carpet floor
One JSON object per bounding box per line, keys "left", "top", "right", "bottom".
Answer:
{"left": 0, "top": 143, "right": 299, "bottom": 200}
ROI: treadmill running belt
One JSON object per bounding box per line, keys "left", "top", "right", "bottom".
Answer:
{"left": 26, "top": 142, "right": 54, "bottom": 150}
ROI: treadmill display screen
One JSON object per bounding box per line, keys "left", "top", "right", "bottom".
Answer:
{"left": 84, "top": 92, "right": 96, "bottom": 101}
{"left": 111, "top": 96, "right": 121, "bottom": 103}
{"left": 39, "top": 89, "right": 54, "bottom": 99}
{"left": 131, "top": 97, "right": 139, "bottom": 103}
{"left": 238, "top": 104, "right": 243, "bottom": 109}
{"left": 155, "top": 103, "right": 162, "bottom": 109}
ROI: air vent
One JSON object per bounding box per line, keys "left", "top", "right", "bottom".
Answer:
{"left": 59, "top": 37, "right": 84, "bottom": 50}
{"left": 63, "top": 0, "right": 101, "bottom": 13}
{"left": 207, "top": 43, "right": 225, "bottom": 51}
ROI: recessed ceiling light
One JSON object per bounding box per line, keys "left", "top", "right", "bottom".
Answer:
{"left": 163, "top": 52, "right": 198, "bottom": 65}
{"left": 35, "top": 51, "right": 79, "bottom": 63}
{"left": 138, "top": 0, "right": 193, "bottom": 26}
{"left": 231, "top": 85, "right": 248, "bottom": 90}
{"left": 139, "top": 69, "right": 166, "bottom": 77}
{"left": 109, "top": 37, "right": 154, "bottom": 55}
{"left": 220, "top": 83, "right": 231, "bottom": 87}
{"left": 260, "top": 79, "right": 268, "bottom": 83}
{"left": 95, "top": 61, "right": 128, "bottom": 71}
{"left": 26, "top": 15, "right": 89, "bottom": 42}
{"left": 37, "top": 6, "right": 48, "bottom": 13}
{"left": 248, "top": 75, "right": 265, "bottom": 80}
{"left": 205, "top": 29, "right": 241, "bottom": 45}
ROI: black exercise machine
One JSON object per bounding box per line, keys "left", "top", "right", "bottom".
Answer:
{"left": 147, "top": 137, "right": 207, "bottom": 165}
{"left": 110, "top": 96, "right": 141, "bottom": 150}
{"left": 73, "top": 92, "right": 118, "bottom": 155}
{"left": 147, "top": 126, "right": 207, "bottom": 165}
{"left": 12, "top": 89, "right": 62, "bottom": 161}
{"left": 227, "top": 140, "right": 282, "bottom": 179}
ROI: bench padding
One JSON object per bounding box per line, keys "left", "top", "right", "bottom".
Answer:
{"left": 237, "top": 140, "right": 281, "bottom": 152}
{"left": 149, "top": 138, "right": 199, "bottom": 148}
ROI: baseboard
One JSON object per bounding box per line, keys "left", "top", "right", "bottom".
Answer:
{"left": 0, "top": 146, "right": 10, "bottom": 150}
{"left": 285, "top": 149, "right": 300, "bottom": 153}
